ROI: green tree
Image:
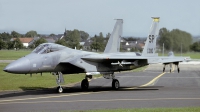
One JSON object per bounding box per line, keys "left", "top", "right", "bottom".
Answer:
{"left": 49, "top": 33, "right": 55, "bottom": 37}
{"left": 34, "top": 38, "right": 47, "bottom": 48}
{"left": 158, "top": 28, "right": 192, "bottom": 52}
{"left": 190, "top": 41, "right": 200, "bottom": 52}
{"left": 55, "top": 39, "right": 67, "bottom": 46}
{"left": 11, "top": 31, "right": 21, "bottom": 38}
{"left": 80, "top": 31, "right": 89, "bottom": 41}
{"left": 13, "top": 38, "right": 23, "bottom": 50}
{"left": 25, "top": 30, "right": 37, "bottom": 37}
{"left": 158, "top": 28, "right": 172, "bottom": 50}
{"left": 98, "top": 32, "right": 106, "bottom": 51}
{"left": 0, "top": 32, "right": 12, "bottom": 41}
{"left": 6, "top": 41, "right": 14, "bottom": 50}
{"left": 0, "top": 39, "right": 7, "bottom": 50}
{"left": 90, "top": 34, "right": 105, "bottom": 52}
{"left": 65, "top": 29, "right": 81, "bottom": 49}
{"left": 124, "top": 37, "right": 138, "bottom": 41}
{"left": 29, "top": 38, "right": 47, "bottom": 48}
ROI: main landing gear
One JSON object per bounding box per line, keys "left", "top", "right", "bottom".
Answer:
{"left": 54, "top": 72, "right": 121, "bottom": 93}
{"left": 103, "top": 73, "right": 120, "bottom": 90}
{"left": 81, "top": 78, "right": 89, "bottom": 90}
{"left": 80, "top": 73, "right": 120, "bottom": 90}
{"left": 112, "top": 79, "right": 120, "bottom": 90}
{"left": 163, "top": 63, "right": 180, "bottom": 73}
{"left": 163, "top": 64, "right": 173, "bottom": 73}
{"left": 53, "top": 72, "right": 65, "bottom": 93}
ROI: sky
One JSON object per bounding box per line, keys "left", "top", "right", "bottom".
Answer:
{"left": 0, "top": 0, "right": 200, "bottom": 37}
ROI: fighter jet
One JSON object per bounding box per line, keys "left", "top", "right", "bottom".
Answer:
{"left": 4, "top": 17, "right": 190, "bottom": 93}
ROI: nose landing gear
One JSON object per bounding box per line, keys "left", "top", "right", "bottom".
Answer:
{"left": 53, "top": 72, "right": 65, "bottom": 93}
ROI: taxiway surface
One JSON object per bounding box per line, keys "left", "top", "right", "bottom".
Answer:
{"left": 0, "top": 64, "right": 200, "bottom": 111}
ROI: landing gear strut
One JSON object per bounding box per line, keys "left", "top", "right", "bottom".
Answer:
{"left": 169, "top": 63, "right": 172, "bottom": 73}
{"left": 163, "top": 64, "right": 166, "bottom": 72}
{"left": 176, "top": 63, "right": 180, "bottom": 73}
{"left": 177, "top": 67, "right": 180, "bottom": 73}
{"left": 54, "top": 72, "right": 64, "bottom": 93}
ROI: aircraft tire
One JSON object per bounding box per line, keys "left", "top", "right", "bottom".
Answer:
{"left": 81, "top": 79, "right": 89, "bottom": 90}
{"left": 112, "top": 79, "right": 120, "bottom": 90}
{"left": 57, "top": 86, "right": 63, "bottom": 93}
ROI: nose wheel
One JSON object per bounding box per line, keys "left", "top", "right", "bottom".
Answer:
{"left": 53, "top": 72, "right": 65, "bottom": 93}
{"left": 57, "top": 86, "right": 63, "bottom": 93}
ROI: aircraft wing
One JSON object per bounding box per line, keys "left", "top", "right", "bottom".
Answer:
{"left": 147, "top": 57, "right": 191, "bottom": 64}
{"left": 81, "top": 54, "right": 147, "bottom": 62}
{"left": 81, "top": 53, "right": 190, "bottom": 64}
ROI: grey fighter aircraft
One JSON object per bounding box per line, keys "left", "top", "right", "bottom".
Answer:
{"left": 4, "top": 17, "right": 190, "bottom": 93}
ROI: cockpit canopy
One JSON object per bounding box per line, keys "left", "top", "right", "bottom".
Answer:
{"left": 32, "top": 43, "right": 66, "bottom": 54}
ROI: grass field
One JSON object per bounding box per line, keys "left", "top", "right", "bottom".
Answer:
{"left": 0, "top": 63, "right": 86, "bottom": 91}
{"left": 0, "top": 50, "right": 31, "bottom": 60}
{"left": 0, "top": 50, "right": 200, "bottom": 60}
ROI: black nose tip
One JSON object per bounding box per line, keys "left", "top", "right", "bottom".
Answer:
{"left": 3, "top": 68, "right": 8, "bottom": 72}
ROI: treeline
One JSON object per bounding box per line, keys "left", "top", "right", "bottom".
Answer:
{"left": 56, "top": 29, "right": 111, "bottom": 52}
{"left": 0, "top": 29, "right": 111, "bottom": 51}
{"left": 0, "top": 30, "right": 45, "bottom": 50}
{"left": 56, "top": 29, "right": 89, "bottom": 49}
{"left": 1, "top": 28, "right": 200, "bottom": 52}
{"left": 158, "top": 28, "right": 193, "bottom": 52}
{"left": 123, "top": 37, "right": 146, "bottom": 41}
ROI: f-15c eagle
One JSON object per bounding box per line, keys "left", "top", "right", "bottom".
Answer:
{"left": 4, "top": 17, "right": 190, "bottom": 93}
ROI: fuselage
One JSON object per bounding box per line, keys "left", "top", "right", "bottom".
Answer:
{"left": 4, "top": 43, "right": 148, "bottom": 74}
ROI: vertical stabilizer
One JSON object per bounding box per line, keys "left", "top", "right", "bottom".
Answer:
{"left": 142, "top": 17, "right": 160, "bottom": 56}
{"left": 104, "top": 19, "right": 123, "bottom": 53}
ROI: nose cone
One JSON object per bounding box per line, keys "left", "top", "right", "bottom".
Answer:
{"left": 4, "top": 57, "right": 31, "bottom": 74}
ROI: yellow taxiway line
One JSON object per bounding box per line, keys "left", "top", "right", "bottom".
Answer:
{"left": 140, "top": 72, "right": 166, "bottom": 87}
